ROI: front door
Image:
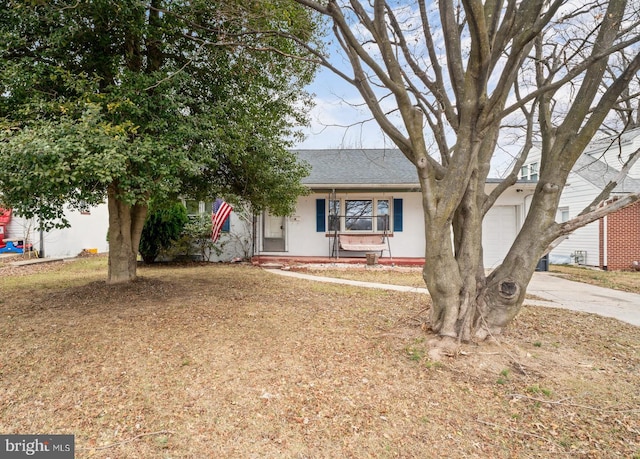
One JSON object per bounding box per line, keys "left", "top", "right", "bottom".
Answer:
{"left": 263, "top": 213, "right": 286, "bottom": 252}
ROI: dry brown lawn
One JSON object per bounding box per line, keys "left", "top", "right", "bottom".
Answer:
{"left": 1, "top": 257, "right": 639, "bottom": 458}
{"left": 550, "top": 264, "right": 640, "bottom": 294}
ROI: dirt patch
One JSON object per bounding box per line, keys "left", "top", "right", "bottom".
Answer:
{"left": 1, "top": 261, "right": 638, "bottom": 458}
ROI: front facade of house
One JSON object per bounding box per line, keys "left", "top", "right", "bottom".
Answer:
{"left": 3, "top": 149, "right": 539, "bottom": 266}
{"left": 253, "top": 149, "right": 536, "bottom": 268}
{"left": 521, "top": 128, "right": 640, "bottom": 270}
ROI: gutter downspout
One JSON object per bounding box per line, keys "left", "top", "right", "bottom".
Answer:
{"left": 603, "top": 215, "right": 608, "bottom": 269}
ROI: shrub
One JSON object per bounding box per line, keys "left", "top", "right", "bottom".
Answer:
{"left": 166, "top": 214, "right": 221, "bottom": 262}
{"left": 139, "top": 202, "right": 188, "bottom": 263}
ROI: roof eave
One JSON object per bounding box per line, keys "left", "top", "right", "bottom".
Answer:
{"left": 305, "top": 183, "right": 419, "bottom": 189}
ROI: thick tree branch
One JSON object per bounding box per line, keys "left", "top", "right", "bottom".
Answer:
{"left": 578, "top": 146, "right": 640, "bottom": 216}
{"left": 439, "top": 0, "right": 466, "bottom": 106}
{"left": 553, "top": 192, "right": 640, "bottom": 239}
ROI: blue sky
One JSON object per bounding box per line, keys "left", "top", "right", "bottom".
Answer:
{"left": 294, "top": 61, "right": 394, "bottom": 150}
{"left": 294, "top": 65, "right": 519, "bottom": 177}
{"left": 291, "top": 18, "right": 522, "bottom": 177}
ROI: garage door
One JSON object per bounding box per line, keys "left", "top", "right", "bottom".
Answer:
{"left": 482, "top": 206, "right": 517, "bottom": 268}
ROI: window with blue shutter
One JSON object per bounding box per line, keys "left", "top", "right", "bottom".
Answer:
{"left": 393, "top": 198, "right": 403, "bottom": 232}
{"left": 316, "top": 199, "right": 326, "bottom": 232}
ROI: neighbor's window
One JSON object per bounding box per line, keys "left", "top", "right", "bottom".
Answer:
{"left": 559, "top": 206, "right": 569, "bottom": 223}
{"left": 78, "top": 200, "right": 91, "bottom": 215}
{"left": 520, "top": 162, "right": 539, "bottom": 181}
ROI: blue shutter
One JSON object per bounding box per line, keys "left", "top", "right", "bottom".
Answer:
{"left": 316, "top": 199, "right": 326, "bottom": 232}
{"left": 393, "top": 198, "right": 403, "bottom": 232}
{"left": 222, "top": 216, "right": 231, "bottom": 232}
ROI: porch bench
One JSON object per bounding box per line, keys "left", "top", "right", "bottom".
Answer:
{"left": 338, "top": 234, "right": 386, "bottom": 253}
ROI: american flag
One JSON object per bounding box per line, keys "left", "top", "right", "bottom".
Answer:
{"left": 211, "top": 198, "right": 233, "bottom": 242}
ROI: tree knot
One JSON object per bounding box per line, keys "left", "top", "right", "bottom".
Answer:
{"left": 498, "top": 279, "right": 519, "bottom": 300}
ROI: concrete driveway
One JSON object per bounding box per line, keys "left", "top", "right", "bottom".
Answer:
{"left": 267, "top": 269, "right": 640, "bottom": 327}
{"left": 525, "top": 272, "right": 640, "bottom": 327}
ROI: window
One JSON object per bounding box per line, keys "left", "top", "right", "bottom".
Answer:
{"left": 328, "top": 199, "right": 340, "bottom": 232}
{"left": 345, "top": 199, "right": 373, "bottom": 231}
{"left": 324, "top": 197, "right": 396, "bottom": 233}
{"left": 185, "top": 199, "right": 202, "bottom": 216}
{"left": 377, "top": 200, "right": 390, "bottom": 231}
{"left": 520, "top": 162, "right": 539, "bottom": 181}
{"left": 520, "top": 164, "right": 528, "bottom": 179}
{"left": 183, "top": 199, "right": 230, "bottom": 232}
{"left": 558, "top": 206, "right": 569, "bottom": 223}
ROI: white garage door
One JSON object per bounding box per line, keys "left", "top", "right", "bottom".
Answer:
{"left": 482, "top": 206, "right": 518, "bottom": 268}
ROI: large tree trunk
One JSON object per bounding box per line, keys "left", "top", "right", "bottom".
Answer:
{"left": 107, "top": 183, "right": 148, "bottom": 284}
{"left": 424, "top": 217, "right": 538, "bottom": 347}
{"left": 426, "top": 168, "right": 566, "bottom": 346}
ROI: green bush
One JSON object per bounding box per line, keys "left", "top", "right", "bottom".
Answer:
{"left": 167, "top": 214, "right": 221, "bottom": 262}
{"left": 139, "top": 202, "right": 189, "bottom": 263}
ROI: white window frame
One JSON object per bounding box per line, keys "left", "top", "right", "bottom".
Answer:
{"left": 328, "top": 197, "right": 392, "bottom": 233}
{"left": 558, "top": 206, "right": 570, "bottom": 223}
{"left": 520, "top": 162, "right": 539, "bottom": 181}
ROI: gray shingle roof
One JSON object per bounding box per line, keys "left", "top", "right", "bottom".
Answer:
{"left": 293, "top": 149, "right": 419, "bottom": 186}
{"left": 583, "top": 127, "right": 640, "bottom": 156}
{"left": 573, "top": 150, "right": 640, "bottom": 194}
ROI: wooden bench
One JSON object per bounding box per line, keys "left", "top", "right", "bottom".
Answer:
{"left": 338, "top": 234, "right": 386, "bottom": 253}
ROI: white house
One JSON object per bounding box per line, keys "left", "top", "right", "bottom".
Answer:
{"left": 3, "top": 148, "right": 541, "bottom": 266}
{"left": 251, "top": 149, "right": 537, "bottom": 268}
{"left": 1, "top": 203, "right": 110, "bottom": 258}
{"left": 520, "top": 128, "right": 640, "bottom": 270}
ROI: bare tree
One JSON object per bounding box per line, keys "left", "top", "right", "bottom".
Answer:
{"left": 294, "top": 0, "right": 640, "bottom": 350}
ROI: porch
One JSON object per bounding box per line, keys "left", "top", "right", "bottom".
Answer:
{"left": 251, "top": 255, "right": 425, "bottom": 268}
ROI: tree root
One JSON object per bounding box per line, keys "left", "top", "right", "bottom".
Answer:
{"left": 427, "top": 335, "right": 459, "bottom": 361}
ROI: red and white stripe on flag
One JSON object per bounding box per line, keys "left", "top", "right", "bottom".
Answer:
{"left": 211, "top": 198, "right": 233, "bottom": 242}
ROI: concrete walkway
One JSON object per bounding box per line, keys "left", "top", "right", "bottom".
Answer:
{"left": 266, "top": 269, "right": 640, "bottom": 327}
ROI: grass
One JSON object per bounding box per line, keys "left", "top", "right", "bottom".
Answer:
{"left": 550, "top": 264, "right": 640, "bottom": 293}
{"left": 0, "top": 257, "right": 639, "bottom": 458}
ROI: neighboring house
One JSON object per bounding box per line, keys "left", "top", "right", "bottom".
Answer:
{"left": 2, "top": 203, "right": 110, "bottom": 258}
{"left": 2, "top": 198, "right": 250, "bottom": 262}
{"left": 253, "top": 149, "right": 537, "bottom": 268}
{"left": 521, "top": 128, "right": 640, "bottom": 270}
